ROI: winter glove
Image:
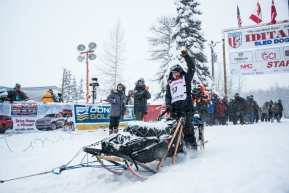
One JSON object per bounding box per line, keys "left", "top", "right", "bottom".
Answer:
{"left": 166, "top": 106, "right": 172, "bottom": 113}
{"left": 181, "top": 50, "right": 188, "bottom": 57}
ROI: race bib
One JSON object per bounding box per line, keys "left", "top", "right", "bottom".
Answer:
{"left": 169, "top": 76, "right": 187, "bottom": 103}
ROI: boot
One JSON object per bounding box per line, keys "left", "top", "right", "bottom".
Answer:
{"left": 114, "top": 129, "right": 119, "bottom": 134}
{"left": 109, "top": 130, "right": 113, "bottom": 135}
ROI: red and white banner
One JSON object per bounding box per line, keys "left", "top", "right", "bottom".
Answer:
{"left": 224, "top": 22, "right": 289, "bottom": 76}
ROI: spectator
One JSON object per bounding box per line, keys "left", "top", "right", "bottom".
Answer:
{"left": 216, "top": 100, "right": 227, "bottom": 125}
{"left": 134, "top": 78, "right": 151, "bottom": 121}
{"left": 7, "top": 83, "right": 28, "bottom": 103}
{"left": 207, "top": 100, "right": 215, "bottom": 126}
{"left": 250, "top": 95, "right": 259, "bottom": 123}
{"left": 0, "top": 88, "right": 8, "bottom": 102}
{"left": 268, "top": 100, "right": 274, "bottom": 121}
{"left": 126, "top": 89, "right": 134, "bottom": 105}
{"left": 48, "top": 89, "right": 58, "bottom": 102}
{"left": 261, "top": 101, "right": 269, "bottom": 122}
{"left": 58, "top": 93, "right": 64, "bottom": 103}
{"left": 277, "top": 99, "right": 283, "bottom": 122}
{"left": 107, "top": 83, "right": 126, "bottom": 135}
{"left": 222, "top": 95, "right": 230, "bottom": 125}
{"left": 271, "top": 102, "right": 279, "bottom": 123}
{"left": 232, "top": 93, "right": 245, "bottom": 125}
{"left": 193, "top": 84, "right": 209, "bottom": 123}
{"left": 211, "top": 92, "right": 220, "bottom": 125}
{"left": 245, "top": 95, "right": 256, "bottom": 124}
{"left": 41, "top": 92, "right": 54, "bottom": 102}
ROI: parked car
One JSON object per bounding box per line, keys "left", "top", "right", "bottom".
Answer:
{"left": 36, "top": 113, "right": 64, "bottom": 130}
{"left": 59, "top": 109, "right": 73, "bottom": 117}
{"left": 0, "top": 115, "right": 13, "bottom": 134}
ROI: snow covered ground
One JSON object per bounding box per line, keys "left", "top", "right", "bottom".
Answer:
{"left": 1, "top": 119, "right": 289, "bottom": 193}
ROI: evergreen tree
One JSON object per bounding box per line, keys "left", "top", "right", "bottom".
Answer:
{"left": 170, "top": 0, "right": 212, "bottom": 87}
{"left": 149, "top": 0, "right": 213, "bottom": 100}
{"left": 77, "top": 76, "right": 85, "bottom": 101}
{"left": 71, "top": 76, "right": 78, "bottom": 101}
{"left": 63, "top": 69, "right": 73, "bottom": 102}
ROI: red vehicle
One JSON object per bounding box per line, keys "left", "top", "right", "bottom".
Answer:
{"left": 59, "top": 109, "right": 73, "bottom": 117}
{"left": 0, "top": 115, "right": 13, "bottom": 134}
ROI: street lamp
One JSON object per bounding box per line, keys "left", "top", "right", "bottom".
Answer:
{"left": 77, "top": 42, "right": 97, "bottom": 104}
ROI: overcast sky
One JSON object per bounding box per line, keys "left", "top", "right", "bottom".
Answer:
{"left": 0, "top": 0, "right": 288, "bottom": 95}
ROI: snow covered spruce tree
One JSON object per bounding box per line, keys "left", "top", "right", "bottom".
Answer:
{"left": 149, "top": 0, "right": 213, "bottom": 100}
{"left": 62, "top": 69, "right": 73, "bottom": 102}
{"left": 77, "top": 76, "right": 85, "bottom": 101}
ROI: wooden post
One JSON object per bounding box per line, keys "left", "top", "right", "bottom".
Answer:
{"left": 222, "top": 39, "right": 227, "bottom": 96}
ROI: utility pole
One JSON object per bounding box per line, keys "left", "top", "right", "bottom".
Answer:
{"left": 208, "top": 41, "right": 220, "bottom": 80}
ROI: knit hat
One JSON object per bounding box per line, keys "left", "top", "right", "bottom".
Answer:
{"left": 138, "top": 78, "right": 145, "bottom": 83}
{"left": 117, "top": 83, "right": 124, "bottom": 88}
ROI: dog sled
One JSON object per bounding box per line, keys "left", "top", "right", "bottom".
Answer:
{"left": 1, "top": 114, "right": 206, "bottom": 183}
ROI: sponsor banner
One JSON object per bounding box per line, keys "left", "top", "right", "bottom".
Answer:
{"left": 74, "top": 104, "right": 136, "bottom": 130}
{"left": 230, "top": 51, "right": 253, "bottom": 64}
{"left": 0, "top": 102, "right": 74, "bottom": 133}
{"left": 224, "top": 22, "right": 289, "bottom": 76}
{"left": 225, "top": 23, "right": 289, "bottom": 51}
{"left": 229, "top": 59, "right": 289, "bottom": 76}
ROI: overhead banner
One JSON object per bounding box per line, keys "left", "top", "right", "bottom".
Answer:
{"left": 224, "top": 22, "right": 289, "bottom": 76}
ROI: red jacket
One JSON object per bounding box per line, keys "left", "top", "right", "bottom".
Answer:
{"left": 216, "top": 101, "right": 227, "bottom": 118}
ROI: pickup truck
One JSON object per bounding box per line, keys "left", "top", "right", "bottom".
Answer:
{"left": 0, "top": 115, "right": 13, "bottom": 134}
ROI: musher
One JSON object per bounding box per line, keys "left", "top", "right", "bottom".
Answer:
{"left": 165, "top": 50, "right": 197, "bottom": 150}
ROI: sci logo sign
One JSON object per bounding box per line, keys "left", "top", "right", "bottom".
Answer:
{"left": 228, "top": 32, "right": 242, "bottom": 48}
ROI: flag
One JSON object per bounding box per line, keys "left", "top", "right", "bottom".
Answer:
{"left": 237, "top": 5, "right": 242, "bottom": 27}
{"left": 249, "top": 2, "right": 262, "bottom": 24}
{"left": 271, "top": 0, "right": 277, "bottom": 24}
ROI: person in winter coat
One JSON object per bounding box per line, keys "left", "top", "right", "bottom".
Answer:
{"left": 271, "top": 102, "right": 280, "bottom": 123}
{"left": 134, "top": 78, "right": 151, "bottom": 121}
{"left": 261, "top": 101, "right": 269, "bottom": 122}
{"left": 232, "top": 93, "right": 245, "bottom": 125}
{"left": 207, "top": 100, "right": 215, "bottom": 126}
{"left": 48, "top": 89, "right": 58, "bottom": 102}
{"left": 107, "top": 83, "right": 126, "bottom": 135}
{"left": 216, "top": 100, "right": 227, "bottom": 125}
{"left": 245, "top": 96, "right": 257, "bottom": 124}
{"left": 7, "top": 83, "right": 28, "bottom": 103}
{"left": 41, "top": 92, "right": 54, "bottom": 102}
{"left": 268, "top": 100, "right": 274, "bottom": 121}
{"left": 126, "top": 90, "right": 134, "bottom": 105}
{"left": 165, "top": 50, "right": 197, "bottom": 149}
{"left": 193, "top": 84, "right": 209, "bottom": 123}
{"left": 277, "top": 99, "right": 283, "bottom": 122}
{"left": 0, "top": 88, "right": 8, "bottom": 102}
{"left": 210, "top": 92, "right": 220, "bottom": 125}
{"left": 222, "top": 95, "right": 230, "bottom": 125}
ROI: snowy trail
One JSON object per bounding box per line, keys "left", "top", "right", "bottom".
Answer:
{"left": 1, "top": 121, "right": 289, "bottom": 193}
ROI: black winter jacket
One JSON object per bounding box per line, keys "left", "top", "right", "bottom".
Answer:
{"left": 7, "top": 89, "right": 27, "bottom": 102}
{"left": 165, "top": 54, "right": 195, "bottom": 112}
{"left": 133, "top": 84, "right": 151, "bottom": 113}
